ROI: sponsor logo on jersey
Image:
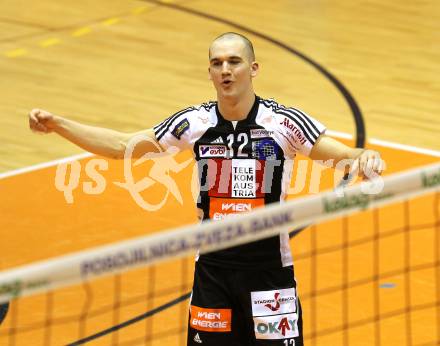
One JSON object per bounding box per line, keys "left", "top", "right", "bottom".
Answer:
{"left": 253, "top": 313, "right": 299, "bottom": 339}
{"left": 222, "top": 202, "right": 252, "bottom": 212}
{"left": 253, "top": 139, "right": 279, "bottom": 160}
{"left": 209, "top": 198, "right": 264, "bottom": 220}
{"left": 265, "top": 292, "right": 281, "bottom": 311}
{"left": 251, "top": 288, "right": 296, "bottom": 316}
{"left": 231, "top": 159, "right": 256, "bottom": 197}
{"left": 204, "top": 158, "right": 276, "bottom": 198}
{"left": 280, "top": 118, "right": 307, "bottom": 145}
{"left": 211, "top": 136, "right": 224, "bottom": 144}
{"left": 193, "top": 333, "right": 202, "bottom": 343}
{"left": 251, "top": 290, "right": 299, "bottom": 340}
{"left": 190, "top": 306, "right": 231, "bottom": 332}
{"left": 171, "top": 118, "right": 190, "bottom": 139}
{"left": 197, "top": 115, "right": 210, "bottom": 124}
{"left": 251, "top": 129, "right": 274, "bottom": 139}
{"left": 199, "top": 145, "right": 227, "bottom": 157}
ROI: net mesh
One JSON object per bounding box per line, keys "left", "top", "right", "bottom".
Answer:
{"left": 296, "top": 192, "right": 440, "bottom": 345}
{"left": 0, "top": 193, "right": 440, "bottom": 346}
{"left": 0, "top": 168, "right": 439, "bottom": 345}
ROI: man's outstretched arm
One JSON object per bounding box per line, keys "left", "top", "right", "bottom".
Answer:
{"left": 309, "top": 135, "right": 384, "bottom": 178}
{"left": 28, "top": 109, "right": 160, "bottom": 159}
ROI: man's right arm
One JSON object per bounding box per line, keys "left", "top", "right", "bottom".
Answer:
{"left": 28, "top": 109, "right": 161, "bottom": 159}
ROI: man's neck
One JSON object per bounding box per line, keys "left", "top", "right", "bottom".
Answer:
{"left": 217, "top": 91, "right": 256, "bottom": 121}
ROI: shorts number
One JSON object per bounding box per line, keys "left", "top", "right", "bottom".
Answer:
{"left": 284, "top": 339, "right": 295, "bottom": 346}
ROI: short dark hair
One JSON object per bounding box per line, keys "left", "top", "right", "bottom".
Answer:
{"left": 210, "top": 32, "right": 255, "bottom": 61}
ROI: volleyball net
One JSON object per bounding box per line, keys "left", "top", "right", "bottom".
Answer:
{"left": 0, "top": 162, "right": 439, "bottom": 345}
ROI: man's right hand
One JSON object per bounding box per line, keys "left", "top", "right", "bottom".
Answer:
{"left": 27, "top": 109, "right": 161, "bottom": 159}
{"left": 29, "top": 109, "right": 57, "bottom": 134}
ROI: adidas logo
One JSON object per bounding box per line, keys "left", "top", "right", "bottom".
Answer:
{"left": 194, "top": 333, "right": 202, "bottom": 343}
{"left": 211, "top": 136, "right": 224, "bottom": 144}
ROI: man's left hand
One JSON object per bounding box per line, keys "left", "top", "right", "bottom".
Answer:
{"left": 353, "top": 149, "right": 384, "bottom": 179}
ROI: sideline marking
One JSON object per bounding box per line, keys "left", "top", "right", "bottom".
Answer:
{"left": 5, "top": 48, "right": 28, "bottom": 58}
{"left": 132, "top": 6, "right": 148, "bottom": 15}
{"left": 39, "top": 38, "right": 61, "bottom": 48}
{"left": 326, "top": 129, "right": 353, "bottom": 140}
{"left": 3, "top": 5, "right": 156, "bottom": 59}
{"left": 326, "top": 129, "right": 440, "bottom": 157}
{"left": 0, "top": 131, "right": 438, "bottom": 181}
{"left": 0, "top": 153, "right": 94, "bottom": 180}
{"left": 102, "top": 18, "right": 120, "bottom": 26}
{"left": 369, "top": 138, "right": 440, "bottom": 158}
{"left": 72, "top": 27, "right": 92, "bottom": 37}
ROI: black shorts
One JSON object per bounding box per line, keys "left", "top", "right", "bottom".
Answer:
{"left": 187, "top": 261, "right": 303, "bottom": 346}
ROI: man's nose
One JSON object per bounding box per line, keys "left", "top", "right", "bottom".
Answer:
{"left": 221, "top": 61, "right": 231, "bottom": 74}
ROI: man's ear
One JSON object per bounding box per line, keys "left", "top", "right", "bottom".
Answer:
{"left": 208, "top": 67, "right": 212, "bottom": 80}
{"left": 251, "top": 62, "right": 259, "bottom": 77}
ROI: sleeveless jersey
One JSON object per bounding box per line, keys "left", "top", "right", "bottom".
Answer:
{"left": 153, "top": 96, "right": 326, "bottom": 269}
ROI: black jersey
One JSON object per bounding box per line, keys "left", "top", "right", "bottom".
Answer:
{"left": 153, "top": 96, "right": 326, "bottom": 269}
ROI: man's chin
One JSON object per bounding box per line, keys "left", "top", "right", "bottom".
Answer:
{"left": 218, "top": 88, "right": 238, "bottom": 99}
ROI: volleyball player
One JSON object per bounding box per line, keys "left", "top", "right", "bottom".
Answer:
{"left": 29, "top": 32, "right": 383, "bottom": 345}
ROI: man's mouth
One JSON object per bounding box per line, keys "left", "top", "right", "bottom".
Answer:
{"left": 222, "top": 80, "right": 233, "bottom": 86}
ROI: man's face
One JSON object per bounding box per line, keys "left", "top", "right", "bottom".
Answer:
{"left": 208, "top": 38, "right": 258, "bottom": 99}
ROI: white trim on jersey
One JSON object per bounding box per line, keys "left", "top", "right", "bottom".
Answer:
{"left": 258, "top": 99, "right": 326, "bottom": 157}
{"left": 154, "top": 103, "right": 218, "bottom": 151}
{"left": 280, "top": 231, "right": 294, "bottom": 267}
{"left": 280, "top": 158, "right": 294, "bottom": 201}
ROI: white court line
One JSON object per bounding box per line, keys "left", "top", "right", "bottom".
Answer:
{"left": 325, "top": 129, "right": 353, "bottom": 140}
{"left": 368, "top": 138, "right": 440, "bottom": 158}
{"left": 0, "top": 132, "right": 438, "bottom": 181}
{"left": 325, "top": 129, "right": 440, "bottom": 157}
{"left": 0, "top": 152, "right": 94, "bottom": 180}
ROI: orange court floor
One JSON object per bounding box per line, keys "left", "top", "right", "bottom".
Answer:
{"left": 0, "top": 138, "right": 439, "bottom": 346}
